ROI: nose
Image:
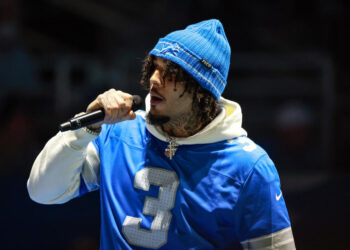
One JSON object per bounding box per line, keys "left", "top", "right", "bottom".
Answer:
{"left": 150, "top": 69, "right": 162, "bottom": 88}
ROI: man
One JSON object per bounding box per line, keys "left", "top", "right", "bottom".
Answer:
{"left": 28, "top": 19, "right": 295, "bottom": 249}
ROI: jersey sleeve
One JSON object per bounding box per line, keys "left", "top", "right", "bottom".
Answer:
{"left": 235, "top": 154, "right": 296, "bottom": 249}
{"left": 27, "top": 127, "right": 101, "bottom": 204}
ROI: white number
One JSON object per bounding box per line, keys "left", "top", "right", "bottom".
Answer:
{"left": 238, "top": 137, "right": 257, "bottom": 152}
{"left": 122, "top": 167, "right": 179, "bottom": 249}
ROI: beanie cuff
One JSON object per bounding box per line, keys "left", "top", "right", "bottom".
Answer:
{"left": 150, "top": 38, "right": 226, "bottom": 99}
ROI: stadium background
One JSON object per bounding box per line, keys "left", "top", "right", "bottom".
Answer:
{"left": 0, "top": 0, "right": 349, "bottom": 249}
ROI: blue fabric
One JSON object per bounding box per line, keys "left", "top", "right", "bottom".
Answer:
{"left": 90, "top": 113, "right": 291, "bottom": 249}
{"left": 150, "top": 19, "right": 230, "bottom": 99}
{"left": 78, "top": 174, "right": 89, "bottom": 198}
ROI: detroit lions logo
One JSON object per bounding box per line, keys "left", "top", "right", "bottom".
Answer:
{"left": 159, "top": 43, "right": 180, "bottom": 56}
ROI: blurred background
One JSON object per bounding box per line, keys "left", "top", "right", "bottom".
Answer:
{"left": 0, "top": 0, "right": 349, "bottom": 249}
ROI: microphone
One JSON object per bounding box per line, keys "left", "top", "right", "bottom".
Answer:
{"left": 59, "top": 95, "right": 143, "bottom": 132}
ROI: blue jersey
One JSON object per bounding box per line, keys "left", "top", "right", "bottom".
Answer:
{"left": 85, "top": 113, "right": 291, "bottom": 249}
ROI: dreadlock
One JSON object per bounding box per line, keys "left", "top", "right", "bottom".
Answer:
{"left": 140, "top": 54, "right": 219, "bottom": 126}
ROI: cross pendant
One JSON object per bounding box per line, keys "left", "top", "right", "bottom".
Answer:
{"left": 165, "top": 138, "right": 178, "bottom": 160}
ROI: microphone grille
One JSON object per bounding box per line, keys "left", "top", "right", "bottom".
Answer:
{"left": 132, "top": 95, "right": 143, "bottom": 111}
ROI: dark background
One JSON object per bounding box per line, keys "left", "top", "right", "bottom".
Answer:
{"left": 1, "top": 0, "right": 349, "bottom": 249}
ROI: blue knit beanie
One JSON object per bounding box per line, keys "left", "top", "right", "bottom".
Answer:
{"left": 149, "top": 19, "right": 231, "bottom": 99}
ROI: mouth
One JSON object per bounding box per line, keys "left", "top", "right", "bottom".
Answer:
{"left": 150, "top": 92, "right": 165, "bottom": 106}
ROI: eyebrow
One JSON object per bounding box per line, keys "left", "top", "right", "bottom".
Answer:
{"left": 153, "top": 59, "right": 165, "bottom": 70}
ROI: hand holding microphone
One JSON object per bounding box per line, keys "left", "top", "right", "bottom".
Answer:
{"left": 59, "top": 89, "right": 142, "bottom": 132}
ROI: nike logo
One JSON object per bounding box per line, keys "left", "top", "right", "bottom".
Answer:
{"left": 276, "top": 191, "right": 282, "bottom": 201}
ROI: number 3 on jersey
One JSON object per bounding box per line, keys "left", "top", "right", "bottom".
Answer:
{"left": 122, "top": 167, "right": 179, "bottom": 249}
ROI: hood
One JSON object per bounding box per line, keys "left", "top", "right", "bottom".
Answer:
{"left": 141, "top": 94, "right": 247, "bottom": 145}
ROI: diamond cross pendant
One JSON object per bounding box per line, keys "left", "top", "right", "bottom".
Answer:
{"left": 165, "top": 137, "right": 178, "bottom": 160}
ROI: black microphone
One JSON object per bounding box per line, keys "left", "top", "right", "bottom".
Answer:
{"left": 59, "top": 95, "right": 143, "bottom": 132}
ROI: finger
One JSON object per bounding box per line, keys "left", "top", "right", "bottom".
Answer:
{"left": 119, "top": 110, "right": 136, "bottom": 122}
{"left": 87, "top": 96, "right": 103, "bottom": 113}
{"left": 86, "top": 90, "right": 134, "bottom": 125}
{"left": 98, "top": 94, "right": 114, "bottom": 123}
{"left": 128, "top": 110, "right": 136, "bottom": 120}
{"left": 106, "top": 92, "right": 119, "bottom": 123}
{"left": 114, "top": 93, "right": 127, "bottom": 119}
{"left": 120, "top": 92, "right": 134, "bottom": 110}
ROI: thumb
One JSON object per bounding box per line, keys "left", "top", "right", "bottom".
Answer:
{"left": 127, "top": 110, "right": 136, "bottom": 120}
{"left": 117, "top": 110, "right": 136, "bottom": 122}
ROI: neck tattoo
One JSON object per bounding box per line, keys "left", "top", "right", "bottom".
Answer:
{"left": 162, "top": 111, "right": 204, "bottom": 138}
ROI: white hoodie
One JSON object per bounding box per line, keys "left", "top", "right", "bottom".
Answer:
{"left": 27, "top": 96, "right": 247, "bottom": 204}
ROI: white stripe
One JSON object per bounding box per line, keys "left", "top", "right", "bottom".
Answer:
{"left": 153, "top": 48, "right": 221, "bottom": 97}
{"left": 241, "top": 227, "right": 296, "bottom": 250}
